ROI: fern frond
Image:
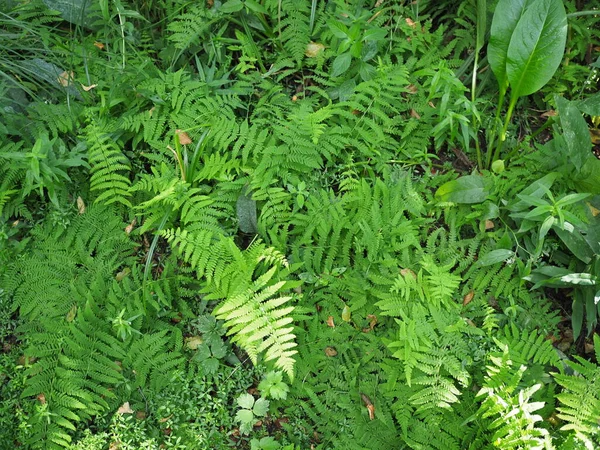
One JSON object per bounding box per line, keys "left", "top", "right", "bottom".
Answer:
{"left": 85, "top": 122, "right": 132, "bottom": 208}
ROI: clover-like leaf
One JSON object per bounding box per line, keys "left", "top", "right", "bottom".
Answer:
{"left": 237, "top": 393, "right": 255, "bottom": 409}
{"left": 252, "top": 397, "right": 270, "bottom": 417}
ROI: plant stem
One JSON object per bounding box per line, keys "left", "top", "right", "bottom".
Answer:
{"left": 492, "top": 95, "right": 517, "bottom": 164}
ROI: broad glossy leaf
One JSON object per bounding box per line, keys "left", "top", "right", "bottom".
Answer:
{"left": 476, "top": 0, "right": 487, "bottom": 52}
{"left": 572, "top": 291, "right": 584, "bottom": 339}
{"left": 488, "top": 0, "right": 536, "bottom": 91}
{"left": 553, "top": 226, "right": 593, "bottom": 264}
{"left": 435, "top": 175, "right": 490, "bottom": 204}
{"left": 475, "top": 249, "right": 514, "bottom": 267}
{"left": 506, "top": 0, "right": 567, "bottom": 98}
{"left": 576, "top": 91, "right": 600, "bottom": 116}
{"left": 556, "top": 95, "right": 593, "bottom": 172}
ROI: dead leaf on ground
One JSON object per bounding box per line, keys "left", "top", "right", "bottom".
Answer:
{"left": 326, "top": 316, "right": 335, "bottom": 328}
{"left": 81, "top": 83, "right": 97, "bottom": 92}
{"left": 66, "top": 304, "right": 77, "bottom": 322}
{"left": 158, "top": 414, "right": 173, "bottom": 423}
{"left": 541, "top": 109, "right": 557, "bottom": 118}
{"left": 405, "top": 18, "right": 417, "bottom": 29}
{"left": 305, "top": 42, "right": 325, "bottom": 58}
{"left": 125, "top": 219, "right": 136, "bottom": 234}
{"left": 117, "top": 402, "right": 134, "bottom": 414}
{"left": 115, "top": 267, "right": 131, "bottom": 281}
{"left": 58, "top": 71, "right": 74, "bottom": 87}
{"left": 341, "top": 304, "right": 351, "bottom": 322}
{"left": 485, "top": 220, "right": 495, "bottom": 230}
{"left": 360, "top": 393, "right": 375, "bottom": 420}
{"left": 362, "top": 314, "right": 377, "bottom": 333}
{"left": 185, "top": 335, "right": 203, "bottom": 350}
{"left": 400, "top": 268, "right": 417, "bottom": 279}
{"left": 410, "top": 109, "right": 420, "bottom": 119}
{"left": 77, "top": 196, "right": 85, "bottom": 214}
{"left": 462, "top": 290, "right": 474, "bottom": 306}
{"left": 94, "top": 41, "right": 105, "bottom": 50}
{"left": 176, "top": 129, "right": 192, "bottom": 145}
{"left": 324, "top": 346, "right": 337, "bottom": 357}
{"left": 587, "top": 202, "right": 600, "bottom": 217}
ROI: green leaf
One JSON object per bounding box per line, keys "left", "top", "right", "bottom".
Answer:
{"left": 555, "top": 192, "right": 591, "bottom": 207}
{"left": 476, "top": 0, "right": 487, "bottom": 52}
{"left": 362, "top": 28, "right": 387, "bottom": 42}
{"left": 488, "top": 0, "right": 536, "bottom": 91}
{"left": 236, "top": 408, "right": 255, "bottom": 425}
{"left": 475, "top": 249, "right": 514, "bottom": 267}
{"left": 221, "top": 0, "right": 244, "bottom": 13}
{"left": 237, "top": 187, "right": 257, "bottom": 234}
{"left": 554, "top": 223, "right": 594, "bottom": 265}
{"left": 251, "top": 437, "right": 281, "bottom": 450}
{"left": 237, "top": 393, "right": 255, "bottom": 409}
{"left": 332, "top": 52, "right": 352, "bottom": 77}
{"left": 559, "top": 273, "right": 597, "bottom": 286}
{"left": 253, "top": 397, "right": 270, "bottom": 417}
{"left": 435, "top": 175, "right": 490, "bottom": 204}
{"left": 556, "top": 96, "right": 593, "bottom": 172}
{"left": 204, "top": 357, "right": 219, "bottom": 374}
{"left": 328, "top": 20, "right": 349, "bottom": 39}
{"left": 506, "top": 0, "right": 567, "bottom": 98}
{"left": 572, "top": 294, "right": 584, "bottom": 339}
{"left": 244, "top": 0, "right": 267, "bottom": 14}
{"left": 508, "top": 172, "right": 558, "bottom": 212}
{"left": 576, "top": 91, "right": 600, "bottom": 116}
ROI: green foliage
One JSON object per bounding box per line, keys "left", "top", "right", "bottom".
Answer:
{"left": 1, "top": 0, "right": 599, "bottom": 448}
{"left": 554, "top": 334, "right": 600, "bottom": 448}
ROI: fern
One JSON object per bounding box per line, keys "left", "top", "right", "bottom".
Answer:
{"left": 278, "top": 0, "right": 311, "bottom": 64}
{"left": 554, "top": 334, "right": 600, "bottom": 447}
{"left": 209, "top": 242, "right": 299, "bottom": 379}
{"left": 85, "top": 122, "right": 132, "bottom": 208}
{"left": 476, "top": 348, "right": 553, "bottom": 449}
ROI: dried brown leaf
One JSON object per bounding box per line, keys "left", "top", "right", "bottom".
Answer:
{"left": 117, "top": 402, "right": 134, "bottom": 414}
{"left": 58, "top": 71, "right": 74, "bottom": 87}
{"left": 185, "top": 336, "right": 203, "bottom": 350}
{"left": 305, "top": 42, "right": 325, "bottom": 58}
{"left": 77, "top": 196, "right": 86, "bottom": 214}
{"left": 125, "top": 219, "right": 136, "bottom": 235}
{"left": 324, "top": 346, "right": 337, "bottom": 357}
{"left": 176, "top": 129, "right": 192, "bottom": 145}
{"left": 326, "top": 316, "right": 335, "bottom": 328}
{"left": 462, "top": 290, "right": 474, "bottom": 306}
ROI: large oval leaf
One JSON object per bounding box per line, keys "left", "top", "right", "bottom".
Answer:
{"left": 506, "top": 0, "right": 567, "bottom": 98}
{"left": 488, "top": 0, "right": 536, "bottom": 92}
{"left": 435, "top": 175, "right": 490, "bottom": 204}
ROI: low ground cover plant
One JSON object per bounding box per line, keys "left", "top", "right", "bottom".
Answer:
{"left": 0, "top": 0, "right": 599, "bottom": 448}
